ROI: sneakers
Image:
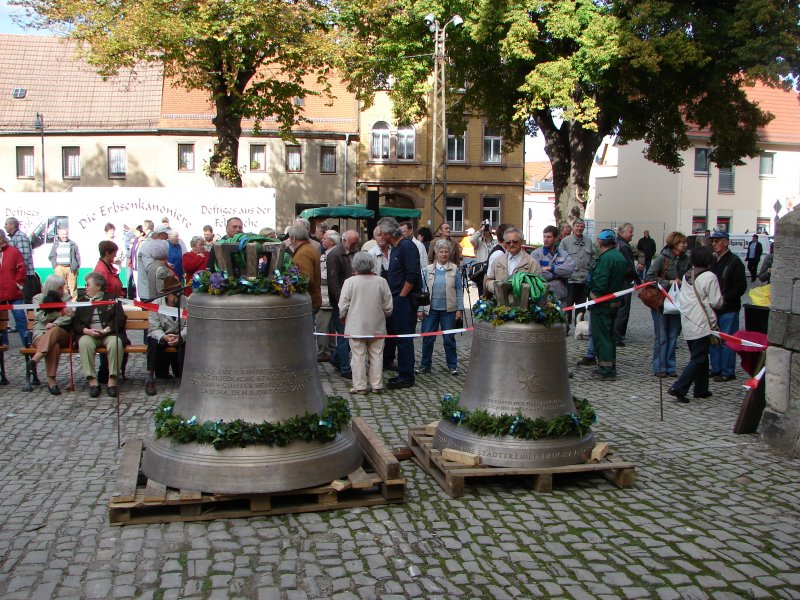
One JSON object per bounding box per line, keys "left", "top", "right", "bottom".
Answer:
{"left": 349, "top": 388, "right": 368, "bottom": 395}
{"left": 449, "top": 368, "right": 460, "bottom": 376}
{"left": 414, "top": 366, "right": 431, "bottom": 374}
{"left": 576, "top": 357, "right": 597, "bottom": 366}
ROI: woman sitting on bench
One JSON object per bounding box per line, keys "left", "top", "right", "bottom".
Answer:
{"left": 73, "top": 272, "right": 129, "bottom": 398}
{"left": 30, "top": 275, "right": 74, "bottom": 396}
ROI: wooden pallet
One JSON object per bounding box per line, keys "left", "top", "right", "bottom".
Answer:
{"left": 408, "top": 425, "right": 635, "bottom": 498}
{"left": 109, "top": 418, "right": 405, "bottom": 525}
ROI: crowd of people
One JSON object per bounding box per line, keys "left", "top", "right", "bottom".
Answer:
{"left": 1, "top": 212, "right": 766, "bottom": 402}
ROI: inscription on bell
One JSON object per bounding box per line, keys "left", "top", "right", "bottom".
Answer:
{"left": 190, "top": 365, "right": 313, "bottom": 395}
{"left": 489, "top": 396, "right": 566, "bottom": 414}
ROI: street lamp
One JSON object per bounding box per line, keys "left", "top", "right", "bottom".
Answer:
{"left": 33, "top": 112, "right": 45, "bottom": 192}
{"left": 425, "top": 13, "right": 463, "bottom": 227}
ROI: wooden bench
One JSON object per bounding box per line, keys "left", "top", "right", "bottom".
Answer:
{"left": 20, "top": 308, "right": 177, "bottom": 389}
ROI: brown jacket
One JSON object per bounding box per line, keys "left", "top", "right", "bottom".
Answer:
{"left": 291, "top": 241, "right": 322, "bottom": 309}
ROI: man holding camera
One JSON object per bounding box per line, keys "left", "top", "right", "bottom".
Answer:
{"left": 470, "top": 221, "right": 495, "bottom": 296}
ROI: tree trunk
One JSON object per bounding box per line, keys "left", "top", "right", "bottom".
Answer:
{"left": 210, "top": 87, "right": 244, "bottom": 188}
{"left": 535, "top": 111, "right": 604, "bottom": 227}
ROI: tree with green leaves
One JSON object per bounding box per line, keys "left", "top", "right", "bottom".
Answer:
{"left": 13, "top": 0, "right": 335, "bottom": 187}
{"left": 336, "top": 0, "right": 800, "bottom": 224}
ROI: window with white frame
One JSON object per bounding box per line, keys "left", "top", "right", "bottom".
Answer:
{"left": 447, "top": 127, "right": 465, "bottom": 162}
{"left": 285, "top": 145, "right": 302, "bottom": 172}
{"left": 482, "top": 196, "right": 501, "bottom": 227}
{"left": 320, "top": 146, "right": 336, "bottom": 173}
{"left": 759, "top": 152, "right": 775, "bottom": 177}
{"left": 397, "top": 125, "right": 415, "bottom": 160}
{"left": 482, "top": 125, "right": 502, "bottom": 163}
{"left": 718, "top": 166, "right": 734, "bottom": 193}
{"left": 62, "top": 147, "right": 81, "bottom": 179}
{"left": 178, "top": 143, "right": 195, "bottom": 171}
{"left": 446, "top": 196, "right": 464, "bottom": 232}
{"left": 16, "top": 146, "right": 34, "bottom": 178}
{"left": 250, "top": 144, "right": 267, "bottom": 171}
{"left": 108, "top": 146, "right": 127, "bottom": 178}
{"left": 371, "top": 121, "right": 390, "bottom": 160}
{"left": 757, "top": 218, "right": 771, "bottom": 235}
{"left": 693, "top": 148, "right": 709, "bottom": 174}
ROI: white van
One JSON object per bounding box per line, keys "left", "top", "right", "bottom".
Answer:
{"left": 4, "top": 187, "right": 276, "bottom": 287}
{"left": 686, "top": 233, "right": 771, "bottom": 263}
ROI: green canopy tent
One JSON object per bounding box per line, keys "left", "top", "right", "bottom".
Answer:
{"left": 299, "top": 204, "right": 422, "bottom": 220}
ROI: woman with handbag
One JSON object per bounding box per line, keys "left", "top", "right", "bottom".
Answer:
{"left": 669, "top": 245, "right": 723, "bottom": 403}
{"left": 416, "top": 239, "right": 464, "bottom": 376}
{"left": 644, "top": 231, "right": 690, "bottom": 377}
{"left": 29, "top": 275, "right": 74, "bottom": 395}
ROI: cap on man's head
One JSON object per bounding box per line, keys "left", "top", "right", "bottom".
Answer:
{"left": 152, "top": 225, "right": 170, "bottom": 235}
{"left": 710, "top": 231, "right": 729, "bottom": 239}
{"left": 597, "top": 229, "right": 616, "bottom": 241}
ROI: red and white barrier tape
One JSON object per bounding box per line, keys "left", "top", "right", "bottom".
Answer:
{"left": 743, "top": 367, "right": 766, "bottom": 390}
{"left": 562, "top": 281, "right": 654, "bottom": 312}
{"left": 0, "top": 300, "right": 116, "bottom": 311}
{"left": 118, "top": 298, "right": 185, "bottom": 318}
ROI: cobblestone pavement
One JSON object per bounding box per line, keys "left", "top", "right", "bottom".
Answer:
{"left": 0, "top": 298, "right": 798, "bottom": 600}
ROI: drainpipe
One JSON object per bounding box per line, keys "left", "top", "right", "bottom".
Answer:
{"left": 343, "top": 134, "right": 354, "bottom": 205}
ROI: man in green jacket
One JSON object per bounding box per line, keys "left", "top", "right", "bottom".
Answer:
{"left": 588, "top": 229, "right": 628, "bottom": 381}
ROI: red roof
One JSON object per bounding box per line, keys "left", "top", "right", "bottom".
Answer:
{"left": 687, "top": 82, "right": 800, "bottom": 145}
{"left": 0, "top": 34, "right": 163, "bottom": 132}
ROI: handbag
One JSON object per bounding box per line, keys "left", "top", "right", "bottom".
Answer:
{"left": 412, "top": 266, "right": 431, "bottom": 309}
{"left": 638, "top": 256, "right": 671, "bottom": 310}
{"left": 663, "top": 281, "right": 681, "bottom": 315}
{"left": 691, "top": 269, "right": 721, "bottom": 345}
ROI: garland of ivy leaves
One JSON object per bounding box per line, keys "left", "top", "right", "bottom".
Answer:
{"left": 440, "top": 394, "right": 597, "bottom": 440}
{"left": 473, "top": 272, "right": 566, "bottom": 328}
{"left": 154, "top": 397, "right": 351, "bottom": 450}
{"left": 192, "top": 264, "right": 308, "bottom": 297}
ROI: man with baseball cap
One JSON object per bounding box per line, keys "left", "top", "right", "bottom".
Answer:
{"left": 588, "top": 229, "right": 627, "bottom": 381}
{"left": 709, "top": 231, "right": 747, "bottom": 382}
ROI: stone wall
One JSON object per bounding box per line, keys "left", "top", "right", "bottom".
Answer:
{"left": 762, "top": 208, "right": 800, "bottom": 455}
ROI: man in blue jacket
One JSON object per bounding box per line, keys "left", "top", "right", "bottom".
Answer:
{"left": 379, "top": 217, "right": 421, "bottom": 389}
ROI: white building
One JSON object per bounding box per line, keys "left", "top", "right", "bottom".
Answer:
{"left": 589, "top": 83, "right": 799, "bottom": 246}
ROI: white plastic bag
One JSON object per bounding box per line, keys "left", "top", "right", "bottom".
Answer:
{"left": 663, "top": 282, "right": 681, "bottom": 315}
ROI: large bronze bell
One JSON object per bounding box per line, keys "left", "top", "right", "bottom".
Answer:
{"left": 142, "top": 245, "right": 362, "bottom": 494}
{"left": 434, "top": 284, "right": 594, "bottom": 468}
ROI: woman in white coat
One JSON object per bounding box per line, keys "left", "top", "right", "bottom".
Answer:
{"left": 338, "top": 252, "right": 393, "bottom": 394}
{"left": 669, "top": 245, "right": 724, "bottom": 403}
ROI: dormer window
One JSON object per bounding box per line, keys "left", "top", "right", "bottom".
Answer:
{"left": 12, "top": 88, "right": 26, "bottom": 99}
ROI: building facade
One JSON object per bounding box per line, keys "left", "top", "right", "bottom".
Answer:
{"left": 590, "top": 84, "right": 799, "bottom": 243}
{"left": 357, "top": 91, "right": 524, "bottom": 233}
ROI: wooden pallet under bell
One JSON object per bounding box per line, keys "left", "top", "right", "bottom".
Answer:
{"left": 408, "top": 424, "right": 635, "bottom": 498}
{"left": 109, "top": 418, "right": 404, "bottom": 525}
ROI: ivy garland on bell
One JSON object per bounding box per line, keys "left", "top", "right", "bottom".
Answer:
{"left": 153, "top": 396, "right": 351, "bottom": 450}
{"left": 193, "top": 265, "right": 309, "bottom": 297}
{"left": 473, "top": 273, "right": 566, "bottom": 328}
{"left": 440, "top": 394, "right": 597, "bottom": 440}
